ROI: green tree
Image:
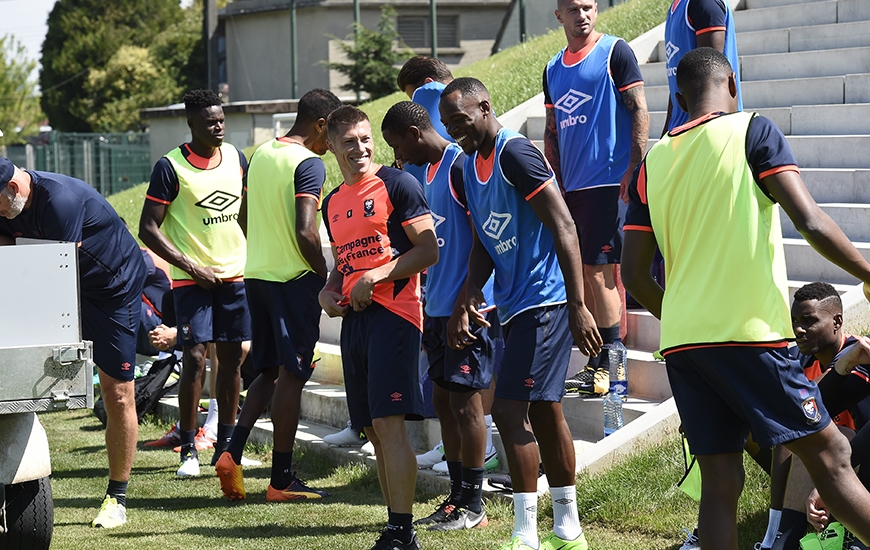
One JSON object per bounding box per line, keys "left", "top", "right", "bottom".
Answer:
{"left": 328, "top": 6, "right": 412, "bottom": 100}
{"left": 82, "top": 46, "right": 181, "bottom": 132}
{"left": 39, "top": 0, "right": 191, "bottom": 132}
{"left": 0, "top": 35, "right": 44, "bottom": 144}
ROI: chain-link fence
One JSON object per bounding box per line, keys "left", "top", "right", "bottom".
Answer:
{"left": 4, "top": 132, "right": 151, "bottom": 196}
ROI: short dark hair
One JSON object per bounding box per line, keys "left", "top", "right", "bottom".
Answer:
{"left": 382, "top": 101, "right": 433, "bottom": 135}
{"left": 183, "top": 89, "right": 222, "bottom": 117}
{"left": 397, "top": 56, "right": 453, "bottom": 91}
{"left": 296, "top": 89, "right": 343, "bottom": 126}
{"left": 442, "top": 77, "right": 489, "bottom": 100}
{"left": 794, "top": 281, "right": 842, "bottom": 312}
{"left": 675, "top": 47, "right": 733, "bottom": 101}
{"left": 327, "top": 105, "right": 370, "bottom": 140}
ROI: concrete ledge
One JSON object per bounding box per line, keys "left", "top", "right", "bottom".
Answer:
{"left": 781, "top": 203, "right": 870, "bottom": 241}
{"left": 839, "top": 0, "right": 870, "bottom": 23}
{"left": 784, "top": 238, "right": 870, "bottom": 285}
{"left": 841, "top": 284, "right": 870, "bottom": 335}
{"left": 734, "top": 1, "right": 837, "bottom": 33}
{"left": 743, "top": 0, "right": 819, "bottom": 9}
{"left": 845, "top": 75, "right": 870, "bottom": 103}
{"left": 785, "top": 135, "right": 870, "bottom": 169}
{"left": 742, "top": 75, "right": 844, "bottom": 109}
{"left": 801, "top": 169, "right": 870, "bottom": 203}
{"left": 736, "top": 28, "right": 789, "bottom": 56}
{"left": 789, "top": 21, "right": 870, "bottom": 53}
{"left": 740, "top": 46, "right": 870, "bottom": 82}
{"left": 790, "top": 103, "right": 870, "bottom": 135}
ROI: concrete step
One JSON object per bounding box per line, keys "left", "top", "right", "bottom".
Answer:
{"left": 739, "top": 21, "right": 870, "bottom": 56}
{"left": 566, "top": 345, "right": 671, "bottom": 400}
{"left": 561, "top": 393, "right": 665, "bottom": 442}
{"left": 789, "top": 103, "right": 870, "bottom": 135}
{"left": 743, "top": 0, "right": 826, "bottom": 9}
{"left": 640, "top": 61, "right": 668, "bottom": 88}
{"left": 781, "top": 203, "right": 870, "bottom": 241}
{"left": 740, "top": 46, "right": 870, "bottom": 83}
{"left": 786, "top": 135, "right": 870, "bottom": 169}
{"left": 839, "top": 0, "right": 870, "bottom": 23}
{"left": 319, "top": 310, "right": 342, "bottom": 346}
{"left": 625, "top": 309, "right": 660, "bottom": 353}
{"left": 734, "top": 1, "right": 838, "bottom": 33}
{"left": 784, "top": 238, "right": 870, "bottom": 285}
{"left": 801, "top": 169, "right": 870, "bottom": 203}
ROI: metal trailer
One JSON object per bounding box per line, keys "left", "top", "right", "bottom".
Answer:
{"left": 0, "top": 241, "right": 94, "bottom": 549}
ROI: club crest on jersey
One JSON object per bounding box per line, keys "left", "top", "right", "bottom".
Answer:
{"left": 364, "top": 198, "right": 375, "bottom": 217}
{"left": 801, "top": 397, "right": 821, "bottom": 425}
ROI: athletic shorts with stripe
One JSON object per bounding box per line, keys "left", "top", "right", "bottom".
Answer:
{"left": 341, "top": 302, "right": 424, "bottom": 428}
{"left": 667, "top": 345, "right": 831, "bottom": 455}
{"left": 245, "top": 272, "right": 325, "bottom": 381}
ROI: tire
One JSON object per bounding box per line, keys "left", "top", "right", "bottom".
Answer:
{"left": 1, "top": 477, "right": 53, "bottom": 550}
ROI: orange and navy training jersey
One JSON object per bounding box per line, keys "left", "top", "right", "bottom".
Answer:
{"left": 322, "top": 165, "right": 431, "bottom": 330}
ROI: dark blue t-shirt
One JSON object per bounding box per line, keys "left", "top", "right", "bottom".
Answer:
{"left": 0, "top": 170, "right": 145, "bottom": 302}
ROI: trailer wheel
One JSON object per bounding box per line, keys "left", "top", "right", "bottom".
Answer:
{"left": 1, "top": 477, "right": 53, "bottom": 550}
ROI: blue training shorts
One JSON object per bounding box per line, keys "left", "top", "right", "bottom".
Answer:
{"left": 340, "top": 302, "right": 424, "bottom": 428}
{"left": 423, "top": 311, "right": 500, "bottom": 391}
{"left": 564, "top": 186, "right": 626, "bottom": 266}
{"left": 245, "top": 273, "right": 325, "bottom": 381}
{"left": 495, "top": 304, "right": 572, "bottom": 402}
{"left": 174, "top": 281, "right": 251, "bottom": 345}
{"left": 82, "top": 291, "right": 142, "bottom": 382}
{"left": 666, "top": 345, "right": 831, "bottom": 455}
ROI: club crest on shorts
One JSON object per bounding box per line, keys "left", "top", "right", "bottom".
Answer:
{"left": 364, "top": 198, "right": 375, "bottom": 217}
{"left": 181, "top": 323, "right": 192, "bottom": 340}
{"left": 801, "top": 397, "right": 821, "bottom": 425}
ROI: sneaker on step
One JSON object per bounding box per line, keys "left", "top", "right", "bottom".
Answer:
{"left": 323, "top": 420, "right": 369, "bottom": 446}
{"left": 680, "top": 527, "right": 700, "bottom": 550}
{"left": 565, "top": 365, "right": 608, "bottom": 396}
{"left": 413, "top": 499, "right": 456, "bottom": 525}
{"left": 370, "top": 528, "right": 422, "bottom": 550}
{"left": 172, "top": 427, "right": 215, "bottom": 452}
{"left": 416, "top": 441, "right": 445, "bottom": 469}
{"left": 540, "top": 532, "right": 589, "bottom": 550}
{"left": 215, "top": 452, "right": 245, "bottom": 501}
{"left": 428, "top": 507, "right": 488, "bottom": 531}
{"left": 484, "top": 447, "right": 499, "bottom": 472}
{"left": 266, "top": 473, "right": 328, "bottom": 502}
{"left": 489, "top": 463, "right": 544, "bottom": 492}
{"left": 177, "top": 455, "right": 200, "bottom": 477}
{"left": 497, "top": 536, "right": 537, "bottom": 550}
{"left": 432, "top": 460, "right": 449, "bottom": 475}
{"left": 240, "top": 456, "right": 262, "bottom": 467}
{"left": 91, "top": 496, "right": 126, "bottom": 528}
{"left": 361, "top": 440, "right": 376, "bottom": 455}
{"left": 144, "top": 425, "right": 181, "bottom": 448}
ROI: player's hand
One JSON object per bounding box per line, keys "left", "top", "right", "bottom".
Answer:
{"left": 464, "top": 286, "right": 491, "bottom": 329}
{"left": 447, "top": 305, "right": 476, "bottom": 350}
{"left": 349, "top": 273, "right": 375, "bottom": 312}
{"left": 319, "top": 289, "right": 349, "bottom": 317}
{"left": 806, "top": 488, "right": 829, "bottom": 530}
{"left": 149, "top": 324, "right": 177, "bottom": 351}
{"left": 569, "top": 303, "right": 602, "bottom": 357}
{"left": 189, "top": 265, "right": 224, "bottom": 289}
{"left": 619, "top": 169, "right": 632, "bottom": 204}
{"left": 832, "top": 335, "right": 870, "bottom": 376}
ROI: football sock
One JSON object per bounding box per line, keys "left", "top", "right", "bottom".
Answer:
{"left": 106, "top": 479, "right": 128, "bottom": 507}
{"left": 459, "top": 466, "right": 485, "bottom": 513}
{"left": 513, "top": 492, "right": 539, "bottom": 548}
{"left": 484, "top": 414, "right": 494, "bottom": 453}
{"left": 180, "top": 429, "right": 197, "bottom": 460}
{"left": 771, "top": 509, "right": 808, "bottom": 550}
{"left": 760, "top": 508, "right": 783, "bottom": 548}
{"left": 271, "top": 451, "right": 294, "bottom": 489}
{"left": 387, "top": 511, "right": 414, "bottom": 544}
{"left": 203, "top": 398, "right": 219, "bottom": 437}
{"left": 216, "top": 423, "right": 234, "bottom": 452}
{"left": 551, "top": 485, "right": 583, "bottom": 541}
{"left": 227, "top": 425, "right": 250, "bottom": 465}
{"left": 446, "top": 460, "right": 462, "bottom": 503}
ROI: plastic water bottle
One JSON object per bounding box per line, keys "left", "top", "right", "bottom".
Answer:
{"left": 607, "top": 340, "right": 628, "bottom": 400}
{"left": 603, "top": 390, "right": 624, "bottom": 437}
{"left": 602, "top": 341, "right": 627, "bottom": 437}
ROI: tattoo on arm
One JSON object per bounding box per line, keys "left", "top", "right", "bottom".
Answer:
{"left": 622, "top": 85, "right": 650, "bottom": 168}
{"left": 544, "top": 107, "right": 562, "bottom": 187}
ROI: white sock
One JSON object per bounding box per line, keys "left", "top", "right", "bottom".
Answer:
{"left": 761, "top": 508, "right": 782, "bottom": 547}
{"left": 204, "top": 398, "right": 219, "bottom": 436}
{"left": 512, "top": 492, "right": 539, "bottom": 548}
{"left": 484, "top": 414, "right": 494, "bottom": 453}
{"left": 550, "top": 485, "right": 583, "bottom": 541}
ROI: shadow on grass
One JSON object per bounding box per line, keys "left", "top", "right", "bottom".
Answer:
{"left": 182, "top": 522, "right": 381, "bottom": 539}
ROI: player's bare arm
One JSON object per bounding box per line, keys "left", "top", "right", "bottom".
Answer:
{"left": 447, "top": 221, "right": 490, "bottom": 349}
{"left": 139, "top": 200, "right": 223, "bottom": 289}
{"left": 621, "top": 85, "right": 649, "bottom": 203}
{"left": 543, "top": 107, "right": 563, "bottom": 187}
{"left": 528, "top": 181, "right": 602, "bottom": 356}
{"left": 237, "top": 192, "right": 248, "bottom": 235}
{"left": 348, "top": 217, "right": 439, "bottom": 312}
{"left": 765, "top": 170, "right": 870, "bottom": 285}
{"left": 464, "top": 224, "right": 496, "bottom": 331}
{"left": 621, "top": 229, "right": 663, "bottom": 318}
{"left": 697, "top": 29, "right": 726, "bottom": 52}
{"left": 318, "top": 245, "right": 348, "bottom": 318}
{"left": 295, "top": 196, "right": 328, "bottom": 279}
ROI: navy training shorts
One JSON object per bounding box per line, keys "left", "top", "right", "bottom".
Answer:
{"left": 174, "top": 281, "right": 251, "bottom": 345}
{"left": 245, "top": 273, "right": 325, "bottom": 381}
{"left": 423, "top": 310, "right": 500, "bottom": 391}
{"left": 495, "top": 304, "right": 572, "bottom": 402}
{"left": 563, "top": 186, "right": 626, "bottom": 266}
{"left": 666, "top": 344, "right": 831, "bottom": 455}
{"left": 82, "top": 291, "right": 142, "bottom": 383}
{"left": 340, "top": 302, "right": 424, "bottom": 428}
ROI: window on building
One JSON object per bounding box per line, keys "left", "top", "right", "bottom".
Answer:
{"left": 397, "top": 15, "right": 459, "bottom": 49}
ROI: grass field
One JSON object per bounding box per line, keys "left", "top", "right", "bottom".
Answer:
{"left": 46, "top": 409, "right": 770, "bottom": 550}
